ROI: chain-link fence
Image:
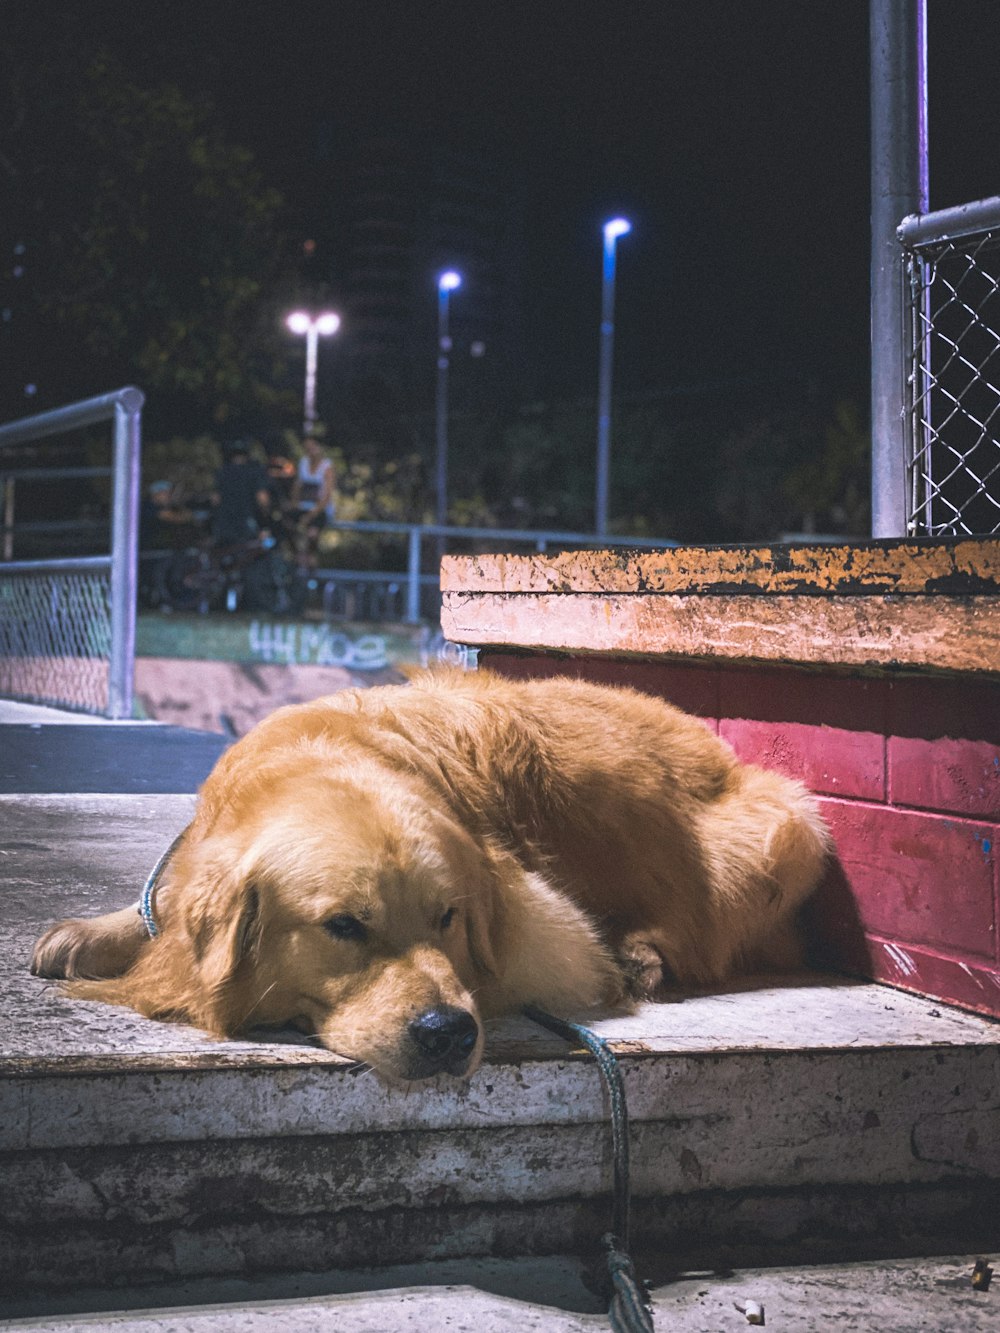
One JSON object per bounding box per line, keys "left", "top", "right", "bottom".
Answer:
{"left": 0, "top": 388, "right": 143, "bottom": 717}
{"left": 900, "top": 198, "right": 1000, "bottom": 536}
{"left": 0, "top": 562, "right": 112, "bottom": 712}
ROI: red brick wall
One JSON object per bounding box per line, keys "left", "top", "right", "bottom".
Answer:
{"left": 481, "top": 652, "right": 1000, "bottom": 1019}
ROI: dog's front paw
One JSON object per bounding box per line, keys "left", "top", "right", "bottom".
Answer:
{"left": 31, "top": 910, "right": 145, "bottom": 980}
{"left": 31, "top": 919, "right": 94, "bottom": 978}
{"left": 615, "top": 935, "right": 673, "bottom": 1001}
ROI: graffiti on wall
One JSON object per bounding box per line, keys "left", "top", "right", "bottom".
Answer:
{"left": 248, "top": 621, "right": 389, "bottom": 669}
{"left": 247, "top": 621, "right": 479, "bottom": 672}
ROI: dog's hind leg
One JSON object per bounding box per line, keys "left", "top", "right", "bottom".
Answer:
{"left": 31, "top": 906, "right": 149, "bottom": 981}
{"left": 697, "top": 764, "right": 831, "bottom": 977}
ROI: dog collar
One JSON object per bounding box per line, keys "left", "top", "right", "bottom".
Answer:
{"left": 137, "top": 826, "right": 189, "bottom": 939}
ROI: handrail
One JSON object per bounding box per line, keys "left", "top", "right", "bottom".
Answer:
{"left": 898, "top": 194, "right": 1000, "bottom": 248}
{"left": 0, "top": 466, "right": 114, "bottom": 483}
{"left": 0, "top": 556, "right": 112, "bottom": 575}
{"left": 0, "top": 388, "right": 144, "bottom": 718}
{"left": 0, "top": 387, "right": 145, "bottom": 447}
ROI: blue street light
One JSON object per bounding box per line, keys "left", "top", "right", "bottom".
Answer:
{"left": 595, "top": 217, "right": 631, "bottom": 537}
{"left": 435, "top": 271, "right": 462, "bottom": 535}
{"left": 604, "top": 218, "right": 632, "bottom": 243}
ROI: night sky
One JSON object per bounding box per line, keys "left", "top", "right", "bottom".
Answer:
{"left": 10, "top": 1, "right": 1000, "bottom": 408}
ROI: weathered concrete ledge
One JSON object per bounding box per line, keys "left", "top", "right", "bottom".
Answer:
{"left": 441, "top": 538, "right": 1000, "bottom": 597}
{"left": 3, "top": 795, "right": 999, "bottom": 1292}
{"left": 440, "top": 537, "right": 1000, "bottom": 674}
{"left": 3, "top": 983, "right": 999, "bottom": 1291}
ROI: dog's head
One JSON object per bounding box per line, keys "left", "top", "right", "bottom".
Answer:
{"left": 156, "top": 761, "right": 506, "bottom": 1082}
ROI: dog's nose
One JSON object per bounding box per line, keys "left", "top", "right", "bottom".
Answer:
{"left": 408, "top": 1005, "right": 480, "bottom": 1074}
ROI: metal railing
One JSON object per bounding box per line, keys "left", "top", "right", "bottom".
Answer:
{"left": 899, "top": 196, "right": 1000, "bottom": 536}
{"left": 0, "top": 388, "right": 144, "bottom": 717}
{"left": 316, "top": 519, "right": 678, "bottom": 624}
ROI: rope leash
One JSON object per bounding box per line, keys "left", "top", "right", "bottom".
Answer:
{"left": 523, "top": 1005, "right": 655, "bottom": 1333}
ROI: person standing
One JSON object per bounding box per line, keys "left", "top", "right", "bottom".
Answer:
{"left": 210, "top": 439, "right": 271, "bottom": 546}
{"left": 290, "top": 435, "right": 336, "bottom": 568}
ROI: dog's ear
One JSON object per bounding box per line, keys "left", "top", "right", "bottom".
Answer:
{"left": 195, "top": 880, "right": 261, "bottom": 992}
{"left": 463, "top": 844, "right": 512, "bottom": 980}
{"left": 178, "top": 863, "right": 263, "bottom": 1030}
{"left": 431, "top": 814, "right": 509, "bottom": 980}
{"left": 465, "top": 876, "right": 504, "bottom": 978}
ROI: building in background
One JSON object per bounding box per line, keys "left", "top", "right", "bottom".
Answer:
{"left": 315, "top": 136, "right": 527, "bottom": 422}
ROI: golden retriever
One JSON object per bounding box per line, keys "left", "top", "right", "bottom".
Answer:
{"left": 32, "top": 670, "right": 829, "bottom": 1082}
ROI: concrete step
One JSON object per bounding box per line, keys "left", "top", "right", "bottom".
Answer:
{"left": 2, "top": 792, "right": 999, "bottom": 1298}
{"left": 2, "top": 1253, "right": 998, "bottom": 1331}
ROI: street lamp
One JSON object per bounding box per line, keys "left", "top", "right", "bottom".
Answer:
{"left": 435, "top": 271, "right": 461, "bottom": 537}
{"left": 286, "top": 309, "right": 341, "bottom": 436}
{"left": 595, "top": 217, "right": 631, "bottom": 537}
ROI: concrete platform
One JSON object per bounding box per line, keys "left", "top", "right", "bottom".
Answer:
{"left": 1, "top": 699, "right": 998, "bottom": 1308}
{"left": 3, "top": 788, "right": 1000, "bottom": 1295}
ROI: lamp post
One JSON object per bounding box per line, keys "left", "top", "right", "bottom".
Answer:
{"left": 435, "top": 271, "right": 461, "bottom": 538}
{"left": 595, "top": 217, "right": 631, "bottom": 537}
{"left": 286, "top": 310, "right": 340, "bottom": 435}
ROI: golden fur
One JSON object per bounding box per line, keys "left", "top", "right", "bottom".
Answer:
{"left": 32, "top": 670, "right": 830, "bottom": 1081}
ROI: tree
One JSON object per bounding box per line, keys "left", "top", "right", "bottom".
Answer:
{"left": 782, "top": 398, "right": 870, "bottom": 536}
{"left": 0, "top": 33, "right": 298, "bottom": 439}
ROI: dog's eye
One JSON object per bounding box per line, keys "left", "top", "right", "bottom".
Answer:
{"left": 440, "top": 907, "right": 455, "bottom": 931}
{"left": 324, "top": 913, "right": 367, "bottom": 942}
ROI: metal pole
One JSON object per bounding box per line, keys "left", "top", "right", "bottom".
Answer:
{"left": 304, "top": 324, "right": 318, "bottom": 436}
{"left": 435, "top": 288, "right": 451, "bottom": 531}
{"left": 870, "top": 0, "right": 928, "bottom": 537}
{"left": 595, "top": 230, "right": 623, "bottom": 538}
{"left": 406, "top": 525, "right": 422, "bottom": 623}
{"left": 2, "top": 477, "right": 14, "bottom": 560}
{"left": 107, "top": 394, "right": 143, "bottom": 719}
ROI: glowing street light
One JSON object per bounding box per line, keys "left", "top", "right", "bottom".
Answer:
{"left": 435, "top": 271, "right": 462, "bottom": 536}
{"left": 595, "top": 217, "right": 631, "bottom": 537}
{"left": 285, "top": 309, "right": 341, "bottom": 435}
